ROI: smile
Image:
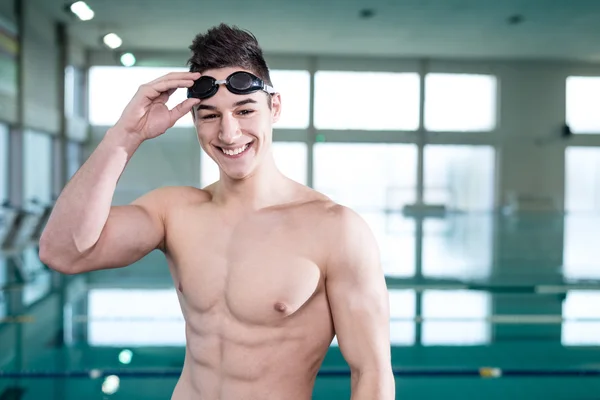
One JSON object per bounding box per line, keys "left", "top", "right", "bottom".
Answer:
{"left": 219, "top": 142, "right": 253, "bottom": 157}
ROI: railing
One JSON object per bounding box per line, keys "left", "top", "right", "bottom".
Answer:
{"left": 1, "top": 367, "right": 599, "bottom": 379}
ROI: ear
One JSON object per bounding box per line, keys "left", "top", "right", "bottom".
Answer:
{"left": 270, "top": 93, "right": 282, "bottom": 124}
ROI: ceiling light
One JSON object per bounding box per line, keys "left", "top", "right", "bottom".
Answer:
{"left": 103, "top": 33, "right": 122, "bottom": 49}
{"left": 120, "top": 52, "right": 136, "bottom": 67}
{"left": 70, "top": 1, "right": 94, "bottom": 21}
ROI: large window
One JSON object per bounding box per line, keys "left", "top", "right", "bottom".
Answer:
{"left": 566, "top": 76, "right": 600, "bottom": 134}
{"left": 270, "top": 70, "right": 310, "bottom": 129}
{"left": 67, "top": 141, "right": 83, "bottom": 179}
{"left": 565, "top": 147, "right": 600, "bottom": 213}
{"left": 421, "top": 145, "right": 495, "bottom": 279}
{"left": 313, "top": 143, "right": 417, "bottom": 277}
{"left": 314, "top": 143, "right": 418, "bottom": 209}
{"left": 88, "top": 67, "right": 310, "bottom": 130}
{"left": 563, "top": 214, "right": 600, "bottom": 280}
{"left": 0, "top": 124, "right": 8, "bottom": 317}
{"left": 422, "top": 215, "right": 494, "bottom": 280}
{"left": 314, "top": 71, "right": 420, "bottom": 131}
{"left": 201, "top": 142, "right": 308, "bottom": 187}
{"left": 23, "top": 130, "right": 52, "bottom": 205}
{"left": 564, "top": 148, "right": 600, "bottom": 279}
{"left": 0, "top": 123, "right": 8, "bottom": 203}
{"left": 21, "top": 130, "right": 53, "bottom": 306}
{"left": 424, "top": 145, "right": 495, "bottom": 211}
{"left": 65, "top": 65, "right": 86, "bottom": 119}
{"left": 89, "top": 66, "right": 190, "bottom": 127}
{"left": 424, "top": 73, "right": 497, "bottom": 132}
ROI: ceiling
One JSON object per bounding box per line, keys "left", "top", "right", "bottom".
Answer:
{"left": 36, "top": 0, "right": 600, "bottom": 62}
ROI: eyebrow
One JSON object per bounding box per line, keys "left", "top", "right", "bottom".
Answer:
{"left": 197, "top": 98, "right": 257, "bottom": 111}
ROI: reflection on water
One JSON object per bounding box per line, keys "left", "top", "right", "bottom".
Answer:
{"left": 563, "top": 215, "right": 600, "bottom": 280}
{"left": 561, "top": 291, "right": 600, "bottom": 346}
{"left": 422, "top": 214, "right": 493, "bottom": 280}
{"left": 87, "top": 289, "right": 185, "bottom": 346}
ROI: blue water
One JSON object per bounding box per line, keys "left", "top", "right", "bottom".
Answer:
{"left": 1, "top": 212, "right": 599, "bottom": 399}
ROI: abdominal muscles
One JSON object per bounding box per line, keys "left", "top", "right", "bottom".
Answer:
{"left": 177, "top": 299, "right": 333, "bottom": 399}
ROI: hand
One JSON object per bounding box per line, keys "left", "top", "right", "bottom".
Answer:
{"left": 114, "top": 71, "right": 202, "bottom": 140}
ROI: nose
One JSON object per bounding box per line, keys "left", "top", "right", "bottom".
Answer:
{"left": 218, "top": 112, "right": 242, "bottom": 144}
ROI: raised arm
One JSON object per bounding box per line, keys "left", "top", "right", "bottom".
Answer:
{"left": 38, "top": 71, "right": 201, "bottom": 274}
{"left": 39, "top": 130, "right": 150, "bottom": 273}
{"left": 325, "top": 206, "right": 395, "bottom": 400}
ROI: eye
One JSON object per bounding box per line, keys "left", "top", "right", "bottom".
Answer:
{"left": 238, "top": 109, "right": 254, "bottom": 116}
{"left": 201, "top": 114, "right": 218, "bottom": 120}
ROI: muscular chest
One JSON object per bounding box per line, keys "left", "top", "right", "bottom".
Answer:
{"left": 167, "top": 211, "right": 325, "bottom": 325}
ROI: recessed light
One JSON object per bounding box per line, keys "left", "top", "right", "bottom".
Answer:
{"left": 103, "top": 33, "right": 122, "bottom": 49}
{"left": 120, "top": 52, "right": 136, "bottom": 67}
{"left": 69, "top": 1, "right": 94, "bottom": 21}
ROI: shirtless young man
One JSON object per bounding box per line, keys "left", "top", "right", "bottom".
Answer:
{"left": 39, "top": 24, "right": 395, "bottom": 400}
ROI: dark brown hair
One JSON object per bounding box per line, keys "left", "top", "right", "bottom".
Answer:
{"left": 187, "top": 23, "right": 272, "bottom": 86}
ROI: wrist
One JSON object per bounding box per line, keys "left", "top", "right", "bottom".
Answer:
{"left": 103, "top": 126, "right": 145, "bottom": 156}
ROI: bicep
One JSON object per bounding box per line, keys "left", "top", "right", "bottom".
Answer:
{"left": 326, "top": 207, "right": 391, "bottom": 373}
{"left": 73, "top": 197, "right": 165, "bottom": 273}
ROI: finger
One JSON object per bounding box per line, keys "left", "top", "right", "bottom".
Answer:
{"left": 140, "top": 79, "right": 196, "bottom": 100}
{"left": 169, "top": 98, "right": 201, "bottom": 124}
{"left": 148, "top": 71, "right": 201, "bottom": 85}
{"left": 155, "top": 88, "right": 177, "bottom": 104}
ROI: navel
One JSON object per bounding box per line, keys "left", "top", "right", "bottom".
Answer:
{"left": 274, "top": 301, "right": 287, "bottom": 313}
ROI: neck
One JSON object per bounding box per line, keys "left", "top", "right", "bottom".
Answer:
{"left": 211, "top": 152, "right": 292, "bottom": 210}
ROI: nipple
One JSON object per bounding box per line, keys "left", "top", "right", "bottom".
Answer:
{"left": 178, "top": 282, "right": 184, "bottom": 293}
{"left": 274, "top": 302, "right": 287, "bottom": 313}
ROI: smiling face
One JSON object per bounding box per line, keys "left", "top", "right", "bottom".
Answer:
{"left": 192, "top": 66, "right": 281, "bottom": 182}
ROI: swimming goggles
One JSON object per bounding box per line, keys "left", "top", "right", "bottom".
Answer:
{"left": 187, "top": 71, "right": 276, "bottom": 99}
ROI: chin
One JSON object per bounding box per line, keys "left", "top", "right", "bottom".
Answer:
{"left": 222, "top": 167, "right": 256, "bottom": 182}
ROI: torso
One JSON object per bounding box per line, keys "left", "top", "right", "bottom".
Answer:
{"left": 162, "top": 184, "right": 337, "bottom": 400}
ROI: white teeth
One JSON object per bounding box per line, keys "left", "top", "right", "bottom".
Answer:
{"left": 222, "top": 143, "right": 249, "bottom": 156}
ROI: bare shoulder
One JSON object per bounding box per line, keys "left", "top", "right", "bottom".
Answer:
{"left": 300, "top": 191, "right": 369, "bottom": 232}
{"left": 291, "top": 186, "right": 369, "bottom": 230}
{"left": 324, "top": 204, "right": 375, "bottom": 244}
{"left": 310, "top": 201, "right": 380, "bottom": 275}
{"left": 155, "top": 185, "right": 211, "bottom": 201}
{"left": 293, "top": 186, "right": 377, "bottom": 253}
{"left": 130, "top": 186, "right": 212, "bottom": 219}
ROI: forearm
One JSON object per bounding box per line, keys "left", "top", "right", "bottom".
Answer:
{"left": 40, "top": 127, "right": 143, "bottom": 261}
{"left": 350, "top": 369, "right": 395, "bottom": 400}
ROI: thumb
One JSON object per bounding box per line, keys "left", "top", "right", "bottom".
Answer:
{"left": 169, "top": 98, "right": 201, "bottom": 125}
